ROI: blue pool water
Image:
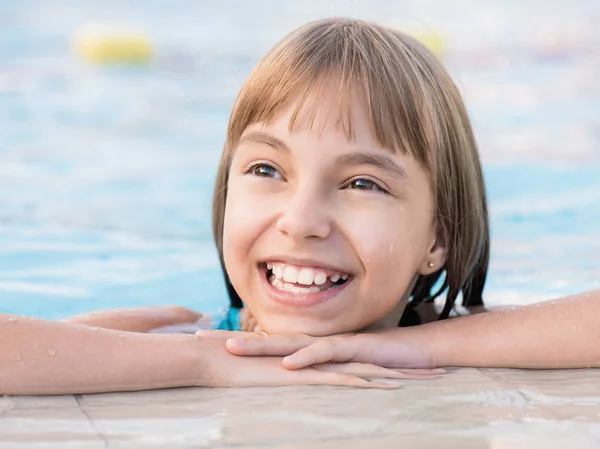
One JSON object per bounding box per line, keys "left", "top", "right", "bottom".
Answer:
{"left": 1, "top": 1, "right": 599, "bottom": 319}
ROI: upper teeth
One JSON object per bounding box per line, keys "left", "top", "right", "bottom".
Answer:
{"left": 267, "top": 263, "right": 348, "bottom": 286}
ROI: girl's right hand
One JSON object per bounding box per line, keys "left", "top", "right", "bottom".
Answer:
{"left": 196, "top": 336, "right": 443, "bottom": 389}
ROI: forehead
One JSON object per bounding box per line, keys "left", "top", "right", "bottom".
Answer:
{"left": 229, "top": 65, "right": 435, "bottom": 175}
{"left": 253, "top": 88, "right": 385, "bottom": 151}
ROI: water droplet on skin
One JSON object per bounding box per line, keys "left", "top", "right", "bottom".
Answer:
{"left": 46, "top": 348, "right": 57, "bottom": 357}
{"left": 7, "top": 317, "right": 18, "bottom": 323}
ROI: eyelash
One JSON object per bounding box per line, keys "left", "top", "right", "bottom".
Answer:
{"left": 345, "top": 178, "right": 389, "bottom": 194}
{"left": 244, "top": 163, "right": 389, "bottom": 194}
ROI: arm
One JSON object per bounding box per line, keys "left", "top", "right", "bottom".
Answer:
{"left": 61, "top": 305, "right": 202, "bottom": 333}
{"left": 0, "top": 314, "right": 429, "bottom": 395}
{"left": 0, "top": 314, "right": 208, "bottom": 395}
{"left": 424, "top": 289, "right": 600, "bottom": 368}
{"left": 226, "top": 289, "right": 600, "bottom": 370}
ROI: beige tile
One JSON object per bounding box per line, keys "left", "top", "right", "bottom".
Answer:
{"left": 0, "top": 414, "right": 104, "bottom": 448}
{"left": 9, "top": 395, "right": 80, "bottom": 410}
{"left": 3, "top": 368, "right": 600, "bottom": 448}
{"left": 226, "top": 434, "right": 492, "bottom": 449}
{"left": 0, "top": 396, "right": 15, "bottom": 414}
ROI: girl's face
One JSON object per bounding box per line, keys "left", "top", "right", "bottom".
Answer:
{"left": 222, "top": 91, "right": 446, "bottom": 336}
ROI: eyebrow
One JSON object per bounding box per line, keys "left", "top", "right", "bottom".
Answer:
{"left": 239, "top": 131, "right": 291, "bottom": 153}
{"left": 338, "top": 153, "right": 409, "bottom": 182}
{"left": 239, "top": 131, "right": 408, "bottom": 181}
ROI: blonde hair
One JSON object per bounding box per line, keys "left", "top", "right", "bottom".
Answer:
{"left": 213, "top": 18, "right": 489, "bottom": 323}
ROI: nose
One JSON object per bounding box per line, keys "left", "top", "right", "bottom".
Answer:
{"left": 276, "top": 187, "right": 332, "bottom": 240}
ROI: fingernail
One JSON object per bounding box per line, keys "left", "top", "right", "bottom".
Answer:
{"left": 227, "top": 338, "right": 244, "bottom": 348}
{"left": 283, "top": 354, "right": 298, "bottom": 362}
{"left": 195, "top": 330, "right": 210, "bottom": 337}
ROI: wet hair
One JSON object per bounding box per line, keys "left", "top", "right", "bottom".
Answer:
{"left": 212, "top": 18, "right": 489, "bottom": 325}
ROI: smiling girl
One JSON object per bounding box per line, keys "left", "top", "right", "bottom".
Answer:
{"left": 211, "top": 17, "right": 488, "bottom": 337}
{"left": 2, "top": 18, "right": 597, "bottom": 395}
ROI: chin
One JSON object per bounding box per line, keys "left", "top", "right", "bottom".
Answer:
{"left": 259, "top": 316, "right": 352, "bottom": 337}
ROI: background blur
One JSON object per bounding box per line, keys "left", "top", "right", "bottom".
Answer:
{"left": 1, "top": 0, "right": 599, "bottom": 319}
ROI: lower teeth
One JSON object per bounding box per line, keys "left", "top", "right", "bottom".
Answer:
{"left": 269, "top": 275, "right": 323, "bottom": 294}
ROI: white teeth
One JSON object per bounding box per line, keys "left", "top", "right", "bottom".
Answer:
{"left": 267, "top": 262, "right": 350, "bottom": 292}
{"left": 283, "top": 266, "right": 299, "bottom": 283}
{"left": 282, "top": 283, "right": 296, "bottom": 292}
{"left": 314, "top": 272, "right": 327, "bottom": 285}
{"left": 297, "top": 268, "right": 315, "bottom": 286}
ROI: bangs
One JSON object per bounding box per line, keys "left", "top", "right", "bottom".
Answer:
{"left": 226, "top": 19, "right": 445, "bottom": 171}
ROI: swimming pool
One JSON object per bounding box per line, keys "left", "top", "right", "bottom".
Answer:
{"left": 1, "top": 0, "right": 599, "bottom": 320}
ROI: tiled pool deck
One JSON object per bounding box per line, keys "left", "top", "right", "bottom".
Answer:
{"left": 2, "top": 367, "right": 600, "bottom": 448}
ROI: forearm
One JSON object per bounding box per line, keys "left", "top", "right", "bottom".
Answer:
{"left": 406, "top": 289, "right": 600, "bottom": 369}
{"left": 61, "top": 306, "right": 201, "bottom": 333}
{"left": 0, "top": 314, "right": 206, "bottom": 395}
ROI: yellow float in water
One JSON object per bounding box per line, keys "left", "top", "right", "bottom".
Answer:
{"left": 383, "top": 21, "right": 446, "bottom": 59}
{"left": 73, "top": 25, "right": 153, "bottom": 64}
{"left": 406, "top": 27, "right": 446, "bottom": 59}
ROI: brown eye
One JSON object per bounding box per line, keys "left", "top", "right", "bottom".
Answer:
{"left": 347, "top": 178, "right": 387, "bottom": 193}
{"left": 249, "top": 164, "right": 281, "bottom": 179}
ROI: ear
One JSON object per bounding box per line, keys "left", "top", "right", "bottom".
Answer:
{"left": 419, "top": 236, "right": 447, "bottom": 276}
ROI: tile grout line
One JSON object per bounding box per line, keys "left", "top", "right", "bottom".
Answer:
{"left": 476, "top": 368, "right": 532, "bottom": 418}
{"left": 74, "top": 394, "right": 110, "bottom": 449}
{"left": 0, "top": 395, "right": 16, "bottom": 417}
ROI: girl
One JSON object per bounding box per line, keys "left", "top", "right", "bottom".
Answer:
{"left": 0, "top": 17, "right": 579, "bottom": 396}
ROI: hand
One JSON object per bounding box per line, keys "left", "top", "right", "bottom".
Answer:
{"left": 197, "top": 329, "right": 442, "bottom": 378}
{"left": 61, "top": 306, "right": 202, "bottom": 333}
{"left": 195, "top": 335, "right": 442, "bottom": 389}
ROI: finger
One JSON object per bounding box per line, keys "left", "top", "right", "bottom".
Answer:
{"left": 305, "top": 370, "right": 399, "bottom": 390}
{"left": 282, "top": 338, "right": 362, "bottom": 369}
{"left": 395, "top": 368, "right": 447, "bottom": 375}
{"left": 314, "top": 362, "right": 444, "bottom": 379}
{"left": 225, "top": 333, "right": 317, "bottom": 356}
{"left": 196, "top": 330, "right": 256, "bottom": 340}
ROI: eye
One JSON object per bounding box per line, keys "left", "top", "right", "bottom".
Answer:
{"left": 246, "top": 163, "right": 283, "bottom": 179}
{"left": 346, "top": 178, "right": 388, "bottom": 194}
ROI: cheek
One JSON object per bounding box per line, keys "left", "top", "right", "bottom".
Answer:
{"left": 222, "top": 183, "right": 255, "bottom": 272}
{"left": 344, "top": 205, "right": 430, "bottom": 276}
{"left": 222, "top": 180, "right": 275, "bottom": 277}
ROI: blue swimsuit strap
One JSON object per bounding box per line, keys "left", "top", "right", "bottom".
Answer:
{"left": 216, "top": 307, "right": 242, "bottom": 331}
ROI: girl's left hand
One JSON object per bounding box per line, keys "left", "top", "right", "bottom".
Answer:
{"left": 196, "top": 329, "right": 441, "bottom": 374}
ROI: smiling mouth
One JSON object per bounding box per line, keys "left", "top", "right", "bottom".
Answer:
{"left": 260, "top": 262, "right": 351, "bottom": 295}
